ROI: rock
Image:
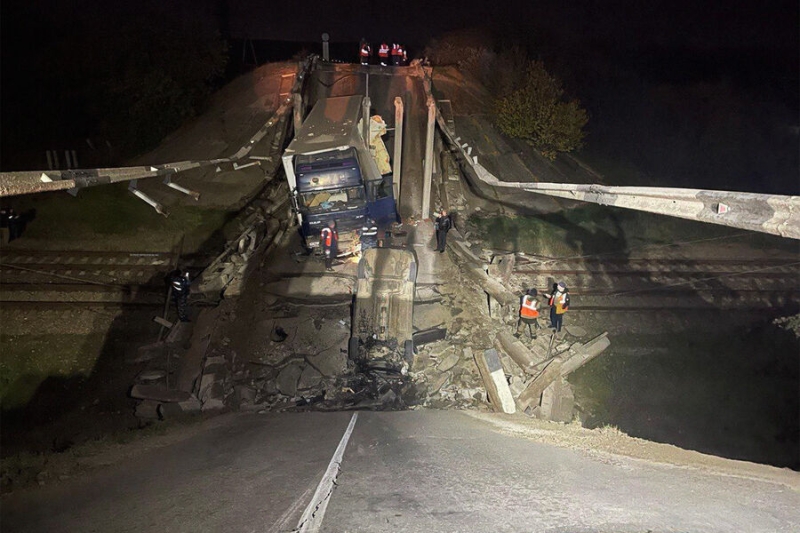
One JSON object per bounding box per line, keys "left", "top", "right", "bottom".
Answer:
{"left": 205, "top": 356, "right": 227, "bottom": 367}
{"left": 437, "top": 352, "right": 460, "bottom": 372}
{"left": 297, "top": 365, "right": 323, "bottom": 391}
{"left": 201, "top": 398, "right": 226, "bottom": 412}
{"left": 135, "top": 400, "right": 161, "bottom": 419}
{"left": 306, "top": 350, "right": 347, "bottom": 377}
{"left": 235, "top": 385, "right": 257, "bottom": 404}
{"left": 276, "top": 363, "right": 303, "bottom": 396}
{"left": 136, "top": 369, "right": 167, "bottom": 382}
{"left": 428, "top": 371, "right": 451, "bottom": 394}
{"left": 564, "top": 325, "right": 587, "bottom": 338}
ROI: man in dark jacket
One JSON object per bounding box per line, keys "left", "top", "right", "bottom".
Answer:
{"left": 167, "top": 269, "right": 191, "bottom": 322}
{"left": 434, "top": 209, "right": 452, "bottom": 253}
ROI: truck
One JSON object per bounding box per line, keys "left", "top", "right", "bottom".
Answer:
{"left": 281, "top": 95, "right": 396, "bottom": 255}
{"left": 348, "top": 247, "right": 418, "bottom": 405}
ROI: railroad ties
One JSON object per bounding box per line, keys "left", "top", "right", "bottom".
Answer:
{"left": 511, "top": 256, "right": 800, "bottom": 311}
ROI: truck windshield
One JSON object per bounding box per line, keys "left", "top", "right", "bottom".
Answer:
{"left": 299, "top": 186, "right": 365, "bottom": 212}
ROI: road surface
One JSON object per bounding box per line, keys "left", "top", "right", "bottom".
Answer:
{"left": 3, "top": 410, "right": 797, "bottom": 532}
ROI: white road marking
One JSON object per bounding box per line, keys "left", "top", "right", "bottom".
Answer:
{"left": 294, "top": 412, "right": 358, "bottom": 533}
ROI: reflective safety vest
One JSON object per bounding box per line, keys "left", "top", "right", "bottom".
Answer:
{"left": 360, "top": 45, "right": 370, "bottom": 58}
{"left": 391, "top": 44, "right": 399, "bottom": 56}
{"left": 554, "top": 291, "right": 569, "bottom": 314}
{"left": 361, "top": 224, "right": 378, "bottom": 237}
{"left": 520, "top": 295, "right": 539, "bottom": 319}
{"left": 378, "top": 44, "right": 389, "bottom": 57}
{"left": 320, "top": 227, "right": 338, "bottom": 247}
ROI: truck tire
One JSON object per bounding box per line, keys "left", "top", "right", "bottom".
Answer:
{"left": 348, "top": 337, "right": 360, "bottom": 360}
{"left": 403, "top": 339, "right": 414, "bottom": 363}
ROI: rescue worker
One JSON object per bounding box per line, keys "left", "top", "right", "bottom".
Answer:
{"left": 434, "top": 209, "right": 452, "bottom": 253}
{"left": 516, "top": 288, "right": 540, "bottom": 339}
{"left": 402, "top": 48, "right": 408, "bottom": 65}
{"left": 359, "top": 40, "right": 371, "bottom": 65}
{"left": 391, "top": 43, "right": 401, "bottom": 65}
{"left": 167, "top": 269, "right": 191, "bottom": 322}
{"left": 320, "top": 220, "right": 339, "bottom": 271}
{"left": 359, "top": 218, "right": 379, "bottom": 251}
{"left": 378, "top": 42, "right": 390, "bottom": 66}
{"left": 545, "top": 281, "right": 570, "bottom": 333}
{"left": 396, "top": 44, "right": 405, "bottom": 66}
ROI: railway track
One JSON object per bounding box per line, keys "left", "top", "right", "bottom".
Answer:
{"left": 0, "top": 249, "right": 212, "bottom": 308}
{"left": 509, "top": 256, "right": 800, "bottom": 311}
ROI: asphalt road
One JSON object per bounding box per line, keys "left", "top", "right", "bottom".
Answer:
{"left": 3, "top": 410, "right": 798, "bottom": 533}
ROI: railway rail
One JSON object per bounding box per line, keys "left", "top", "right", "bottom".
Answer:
{"left": 508, "top": 256, "right": 800, "bottom": 312}
{"left": 0, "top": 249, "right": 212, "bottom": 309}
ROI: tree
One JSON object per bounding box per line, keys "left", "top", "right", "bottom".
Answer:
{"left": 494, "top": 61, "right": 588, "bottom": 159}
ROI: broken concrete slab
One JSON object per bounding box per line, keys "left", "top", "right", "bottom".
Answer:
{"left": 263, "top": 275, "right": 354, "bottom": 300}
{"left": 473, "top": 348, "right": 516, "bottom": 414}
{"left": 297, "top": 365, "right": 323, "bottom": 391}
{"left": 306, "top": 349, "right": 347, "bottom": 377}
{"left": 201, "top": 398, "right": 226, "bottom": 412}
{"left": 437, "top": 351, "right": 460, "bottom": 372}
{"left": 539, "top": 378, "right": 575, "bottom": 423}
{"left": 495, "top": 331, "right": 547, "bottom": 374}
{"left": 276, "top": 363, "right": 303, "bottom": 396}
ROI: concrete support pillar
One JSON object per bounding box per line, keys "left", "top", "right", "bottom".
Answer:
{"left": 361, "top": 96, "right": 371, "bottom": 146}
{"left": 393, "top": 96, "right": 404, "bottom": 201}
{"left": 293, "top": 93, "right": 303, "bottom": 134}
{"left": 422, "top": 97, "right": 436, "bottom": 220}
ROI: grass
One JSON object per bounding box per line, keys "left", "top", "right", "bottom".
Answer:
{"left": 467, "top": 202, "right": 782, "bottom": 258}
{"left": 568, "top": 324, "right": 800, "bottom": 468}
{"left": 0, "top": 334, "right": 107, "bottom": 410}
{"left": 5, "top": 183, "right": 234, "bottom": 253}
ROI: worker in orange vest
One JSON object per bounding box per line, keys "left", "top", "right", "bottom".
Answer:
{"left": 359, "top": 40, "right": 371, "bottom": 65}
{"left": 378, "top": 42, "right": 390, "bottom": 66}
{"left": 391, "top": 43, "right": 401, "bottom": 66}
{"left": 545, "top": 281, "right": 570, "bottom": 333}
{"left": 320, "top": 220, "right": 339, "bottom": 271}
{"left": 515, "top": 288, "right": 541, "bottom": 339}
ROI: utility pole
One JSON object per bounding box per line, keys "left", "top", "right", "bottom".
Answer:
{"left": 422, "top": 97, "right": 436, "bottom": 220}
{"left": 393, "top": 96, "right": 404, "bottom": 201}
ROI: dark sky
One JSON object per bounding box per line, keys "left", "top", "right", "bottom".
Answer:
{"left": 226, "top": 0, "right": 798, "bottom": 50}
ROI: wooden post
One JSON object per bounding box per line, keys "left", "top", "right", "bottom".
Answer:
{"left": 422, "top": 97, "right": 436, "bottom": 220}
{"left": 473, "top": 348, "right": 516, "bottom": 414}
{"left": 517, "top": 355, "right": 563, "bottom": 411}
{"left": 393, "top": 96, "right": 404, "bottom": 201}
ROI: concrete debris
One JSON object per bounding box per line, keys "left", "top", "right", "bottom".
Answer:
{"left": 413, "top": 327, "right": 447, "bottom": 346}
{"left": 276, "top": 363, "right": 303, "bottom": 396}
{"left": 297, "top": 365, "right": 323, "bottom": 391}
{"left": 437, "top": 351, "right": 460, "bottom": 372}
{"left": 135, "top": 400, "right": 161, "bottom": 420}
{"left": 136, "top": 369, "right": 167, "bottom": 382}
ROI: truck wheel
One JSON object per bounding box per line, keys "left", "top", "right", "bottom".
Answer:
{"left": 348, "top": 337, "right": 360, "bottom": 360}
{"left": 403, "top": 340, "right": 414, "bottom": 363}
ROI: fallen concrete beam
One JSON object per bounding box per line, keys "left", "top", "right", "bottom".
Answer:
{"left": 559, "top": 332, "right": 611, "bottom": 376}
{"left": 413, "top": 327, "right": 447, "bottom": 346}
{"left": 516, "top": 355, "right": 563, "bottom": 412}
{"left": 495, "top": 331, "right": 548, "bottom": 374}
{"left": 473, "top": 348, "right": 516, "bottom": 414}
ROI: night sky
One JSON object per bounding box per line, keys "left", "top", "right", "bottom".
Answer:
{"left": 1, "top": 0, "right": 797, "bottom": 191}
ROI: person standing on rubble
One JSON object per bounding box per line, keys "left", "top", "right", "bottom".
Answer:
{"left": 545, "top": 281, "right": 570, "bottom": 333}
{"left": 320, "top": 220, "right": 339, "bottom": 271}
{"left": 515, "top": 288, "right": 541, "bottom": 339}
{"left": 391, "top": 43, "right": 401, "bottom": 65}
{"left": 167, "top": 269, "right": 192, "bottom": 322}
{"left": 434, "top": 209, "right": 452, "bottom": 253}
{"left": 378, "top": 42, "right": 390, "bottom": 66}
{"left": 359, "top": 40, "right": 371, "bottom": 65}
